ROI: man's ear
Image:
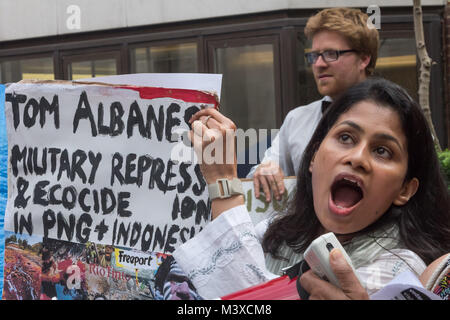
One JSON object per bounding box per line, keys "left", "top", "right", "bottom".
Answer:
{"left": 359, "top": 54, "right": 371, "bottom": 72}
{"left": 393, "top": 177, "right": 419, "bottom": 206}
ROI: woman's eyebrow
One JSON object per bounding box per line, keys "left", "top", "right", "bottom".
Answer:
{"left": 373, "top": 133, "right": 404, "bottom": 152}
{"left": 336, "top": 120, "right": 363, "bottom": 132}
{"left": 336, "top": 120, "right": 403, "bottom": 151}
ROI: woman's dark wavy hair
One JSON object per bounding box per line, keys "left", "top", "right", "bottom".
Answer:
{"left": 262, "top": 77, "right": 450, "bottom": 265}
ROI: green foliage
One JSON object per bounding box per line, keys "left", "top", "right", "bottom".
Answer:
{"left": 438, "top": 148, "right": 450, "bottom": 190}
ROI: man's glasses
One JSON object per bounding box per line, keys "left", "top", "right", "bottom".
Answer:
{"left": 305, "top": 49, "right": 357, "bottom": 65}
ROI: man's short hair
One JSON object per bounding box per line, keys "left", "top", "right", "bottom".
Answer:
{"left": 304, "top": 7, "right": 379, "bottom": 76}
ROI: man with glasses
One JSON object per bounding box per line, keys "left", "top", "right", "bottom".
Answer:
{"left": 248, "top": 7, "right": 379, "bottom": 202}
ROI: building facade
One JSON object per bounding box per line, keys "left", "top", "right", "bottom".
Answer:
{"left": 0, "top": 0, "right": 448, "bottom": 148}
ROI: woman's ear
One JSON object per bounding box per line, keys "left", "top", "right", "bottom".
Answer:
{"left": 393, "top": 178, "right": 419, "bottom": 206}
{"left": 309, "top": 152, "right": 317, "bottom": 173}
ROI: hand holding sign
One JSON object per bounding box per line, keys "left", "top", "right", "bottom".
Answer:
{"left": 188, "top": 108, "right": 244, "bottom": 220}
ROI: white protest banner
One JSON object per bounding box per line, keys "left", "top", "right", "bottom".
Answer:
{"left": 80, "top": 73, "right": 223, "bottom": 100}
{"left": 4, "top": 80, "right": 219, "bottom": 254}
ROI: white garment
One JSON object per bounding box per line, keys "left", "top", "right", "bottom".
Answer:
{"left": 247, "top": 97, "right": 330, "bottom": 178}
{"left": 173, "top": 205, "right": 426, "bottom": 299}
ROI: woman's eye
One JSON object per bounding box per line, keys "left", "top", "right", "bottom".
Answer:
{"left": 374, "top": 147, "right": 392, "bottom": 158}
{"left": 338, "top": 133, "right": 353, "bottom": 144}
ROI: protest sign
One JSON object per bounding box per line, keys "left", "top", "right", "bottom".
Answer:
{"left": 241, "top": 177, "right": 296, "bottom": 226}
{"left": 2, "top": 79, "right": 219, "bottom": 300}
{"left": 4, "top": 80, "right": 219, "bottom": 252}
{"left": 1, "top": 77, "right": 296, "bottom": 300}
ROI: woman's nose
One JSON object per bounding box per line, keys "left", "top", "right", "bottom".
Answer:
{"left": 344, "top": 144, "right": 371, "bottom": 173}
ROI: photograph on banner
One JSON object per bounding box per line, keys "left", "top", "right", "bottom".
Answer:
{"left": 2, "top": 230, "right": 195, "bottom": 300}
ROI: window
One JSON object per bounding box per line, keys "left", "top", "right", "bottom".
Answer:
{"left": 209, "top": 37, "right": 280, "bottom": 131}
{"left": 68, "top": 58, "right": 117, "bottom": 80}
{"left": 374, "top": 37, "right": 418, "bottom": 101}
{"left": 208, "top": 36, "right": 281, "bottom": 177}
{"left": 0, "top": 56, "right": 54, "bottom": 84}
{"left": 63, "top": 52, "right": 121, "bottom": 80}
{"left": 130, "top": 42, "right": 198, "bottom": 73}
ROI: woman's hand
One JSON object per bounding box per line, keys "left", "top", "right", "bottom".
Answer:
{"left": 189, "top": 108, "right": 238, "bottom": 183}
{"left": 189, "top": 108, "right": 244, "bottom": 219}
{"left": 299, "top": 249, "right": 370, "bottom": 300}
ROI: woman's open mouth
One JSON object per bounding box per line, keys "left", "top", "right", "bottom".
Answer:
{"left": 329, "top": 174, "right": 364, "bottom": 216}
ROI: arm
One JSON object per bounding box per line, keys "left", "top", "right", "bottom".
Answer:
{"left": 173, "top": 109, "right": 275, "bottom": 298}
{"left": 420, "top": 253, "right": 450, "bottom": 291}
{"left": 247, "top": 120, "right": 291, "bottom": 202}
{"left": 173, "top": 205, "right": 276, "bottom": 298}
{"left": 246, "top": 131, "right": 282, "bottom": 178}
{"left": 188, "top": 108, "right": 244, "bottom": 219}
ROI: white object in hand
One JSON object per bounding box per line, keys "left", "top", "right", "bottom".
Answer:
{"left": 304, "top": 232, "right": 362, "bottom": 288}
